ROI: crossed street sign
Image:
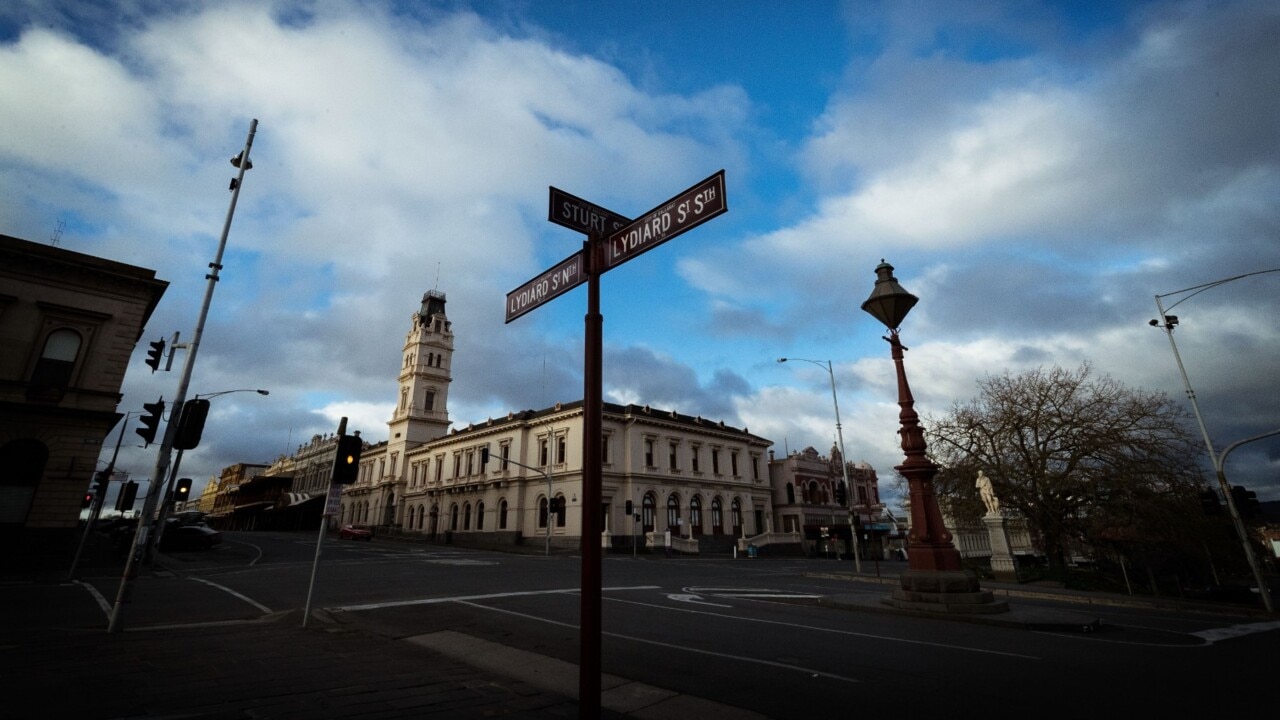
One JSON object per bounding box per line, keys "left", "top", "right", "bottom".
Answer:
{"left": 505, "top": 170, "right": 727, "bottom": 323}
{"left": 501, "top": 171, "right": 727, "bottom": 718}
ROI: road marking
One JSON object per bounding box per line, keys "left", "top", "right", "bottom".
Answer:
{"left": 329, "top": 586, "right": 660, "bottom": 612}
{"left": 74, "top": 580, "right": 112, "bottom": 616}
{"left": 607, "top": 596, "right": 1040, "bottom": 659}
{"left": 1191, "top": 620, "right": 1280, "bottom": 643}
{"left": 455, "top": 600, "right": 860, "bottom": 684}
{"left": 685, "top": 586, "right": 822, "bottom": 600}
{"left": 189, "top": 577, "right": 273, "bottom": 613}
{"left": 667, "top": 593, "right": 732, "bottom": 607}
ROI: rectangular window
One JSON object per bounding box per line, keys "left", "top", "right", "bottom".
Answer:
{"left": 465, "top": 451, "right": 474, "bottom": 476}
{"left": 731, "top": 451, "right": 739, "bottom": 476}
{"left": 435, "top": 456, "right": 443, "bottom": 483}
{"left": 556, "top": 435, "right": 566, "bottom": 464}
{"left": 540, "top": 438, "right": 549, "bottom": 466}
{"left": 479, "top": 447, "right": 489, "bottom": 474}
{"left": 425, "top": 390, "right": 435, "bottom": 411}
{"left": 453, "top": 454, "right": 461, "bottom": 478}
{"left": 751, "top": 453, "right": 760, "bottom": 480}
{"left": 691, "top": 446, "right": 700, "bottom": 473}
{"left": 601, "top": 435, "right": 609, "bottom": 465}
{"left": 711, "top": 449, "right": 720, "bottom": 475}
{"left": 644, "top": 439, "right": 654, "bottom": 467}
{"left": 501, "top": 443, "right": 510, "bottom": 471}
{"left": 669, "top": 442, "right": 678, "bottom": 470}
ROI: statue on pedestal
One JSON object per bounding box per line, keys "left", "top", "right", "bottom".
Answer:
{"left": 976, "top": 471, "right": 1001, "bottom": 516}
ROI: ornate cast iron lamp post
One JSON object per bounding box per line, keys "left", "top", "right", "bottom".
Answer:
{"left": 861, "top": 260, "right": 1006, "bottom": 613}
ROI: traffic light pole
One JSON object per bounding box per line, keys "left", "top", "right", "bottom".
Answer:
{"left": 67, "top": 413, "right": 130, "bottom": 580}
{"left": 108, "top": 119, "right": 257, "bottom": 633}
{"left": 304, "top": 417, "right": 346, "bottom": 629}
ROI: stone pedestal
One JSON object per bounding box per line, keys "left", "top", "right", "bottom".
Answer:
{"left": 982, "top": 514, "right": 1019, "bottom": 583}
{"left": 884, "top": 569, "right": 1009, "bottom": 614}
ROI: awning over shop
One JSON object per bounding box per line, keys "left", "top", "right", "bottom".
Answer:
{"left": 271, "top": 492, "right": 321, "bottom": 509}
{"left": 232, "top": 501, "right": 273, "bottom": 514}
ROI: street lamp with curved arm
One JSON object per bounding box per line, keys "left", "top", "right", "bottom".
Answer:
{"left": 1152, "top": 269, "right": 1278, "bottom": 614}
{"left": 778, "top": 356, "right": 862, "bottom": 572}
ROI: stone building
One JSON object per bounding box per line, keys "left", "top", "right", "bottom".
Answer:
{"left": 0, "top": 233, "right": 167, "bottom": 562}
{"left": 768, "top": 445, "right": 889, "bottom": 559}
{"left": 338, "top": 290, "right": 775, "bottom": 552}
{"left": 207, "top": 462, "right": 268, "bottom": 529}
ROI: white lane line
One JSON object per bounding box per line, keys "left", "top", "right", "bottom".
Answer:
{"left": 1191, "top": 620, "right": 1280, "bottom": 643}
{"left": 455, "top": 600, "right": 859, "bottom": 684}
{"left": 188, "top": 577, "right": 273, "bottom": 613}
{"left": 329, "top": 586, "right": 660, "bottom": 612}
{"left": 74, "top": 580, "right": 112, "bottom": 617}
{"left": 607, "top": 595, "right": 1040, "bottom": 660}
{"left": 223, "top": 539, "right": 264, "bottom": 565}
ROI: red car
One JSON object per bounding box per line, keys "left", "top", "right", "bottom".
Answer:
{"left": 338, "top": 524, "right": 373, "bottom": 541}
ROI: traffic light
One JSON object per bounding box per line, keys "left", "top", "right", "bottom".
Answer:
{"left": 93, "top": 470, "right": 111, "bottom": 495}
{"left": 1199, "top": 489, "right": 1222, "bottom": 515}
{"left": 144, "top": 338, "right": 166, "bottom": 372}
{"left": 173, "top": 478, "right": 193, "bottom": 503}
{"left": 172, "top": 398, "right": 210, "bottom": 450}
{"left": 136, "top": 398, "right": 165, "bottom": 445}
{"left": 1231, "top": 485, "right": 1260, "bottom": 519}
{"left": 835, "top": 483, "right": 848, "bottom": 506}
{"left": 332, "top": 433, "right": 363, "bottom": 485}
{"left": 548, "top": 497, "right": 563, "bottom": 514}
{"left": 116, "top": 481, "right": 139, "bottom": 512}
{"left": 82, "top": 492, "right": 93, "bottom": 509}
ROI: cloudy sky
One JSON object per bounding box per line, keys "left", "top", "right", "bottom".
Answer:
{"left": 3, "top": 0, "right": 1278, "bottom": 509}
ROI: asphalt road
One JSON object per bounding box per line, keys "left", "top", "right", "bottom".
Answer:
{"left": 71, "top": 531, "right": 1277, "bottom": 716}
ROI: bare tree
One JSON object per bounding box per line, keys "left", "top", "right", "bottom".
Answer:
{"left": 925, "top": 363, "right": 1203, "bottom": 576}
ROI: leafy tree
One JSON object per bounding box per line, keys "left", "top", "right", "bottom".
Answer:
{"left": 925, "top": 363, "right": 1204, "bottom": 577}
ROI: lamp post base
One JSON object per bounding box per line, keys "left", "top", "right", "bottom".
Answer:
{"left": 885, "top": 569, "right": 1010, "bottom": 615}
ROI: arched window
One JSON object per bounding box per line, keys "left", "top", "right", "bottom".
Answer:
{"left": 689, "top": 495, "right": 703, "bottom": 536}
{"left": 539, "top": 496, "right": 549, "bottom": 529}
{"left": 476, "top": 501, "right": 485, "bottom": 530}
{"left": 554, "top": 495, "right": 566, "bottom": 527}
{"left": 731, "top": 498, "right": 743, "bottom": 534}
{"left": 463, "top": 502, "right": 472, "bottom": 530}
{"left": 499, "top": 499, "right": 508, "bottom": 529}
{"left": 807, "top": 481, "right": 819, "bottom": 504}
{"left": 666, "top": 493, "right": 680, "bottom": 532}
{"left": 711, "top": 497, "right": 723, "bottom": 535}
{"left": 642, "top": 493, "right": 656, "bottom": 533}
{"left": 429, "top": 504, "right": 440, "bottom": 538}
{"left": 450, "top": 503, "right": 459, "bottom": 531}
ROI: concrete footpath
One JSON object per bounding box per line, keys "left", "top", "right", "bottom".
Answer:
{"left": 1, "top": 537, "right": 1268, "bottom": 719}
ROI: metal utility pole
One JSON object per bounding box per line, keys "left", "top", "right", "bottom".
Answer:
{"left": 67, "top": 413, "right": 130, "bottom": 580}
{"left": 1153, "top": 289, "right": 1275, "bottom": 615}
{"left": 108, "top": 119, "right": 258, "bottom": 632}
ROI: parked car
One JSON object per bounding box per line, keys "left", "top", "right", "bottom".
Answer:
{"left": 338, "top": 524, "right": 373, "bottom": 541}
{"left": 159, "top": 524, "right": 222, "bottom": 552}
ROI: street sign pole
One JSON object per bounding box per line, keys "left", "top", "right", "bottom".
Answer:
{"left": 509, "top": 172, "right": 726, "bottom": 719}
{"left": 580, "top": 238, "right": 603, "bottom": 718}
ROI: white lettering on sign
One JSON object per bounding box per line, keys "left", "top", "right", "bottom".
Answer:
{"left": 505, "top": 251, "right": 586, "bottom": 323}
{"left": 558, "top": 200, "right": 627, "bottom": 235}
{"left": 548, "top": 187, "right": 631, "bottom": 237}
{"left": 606, "top": 170, "right": 726, "bottom": 269}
